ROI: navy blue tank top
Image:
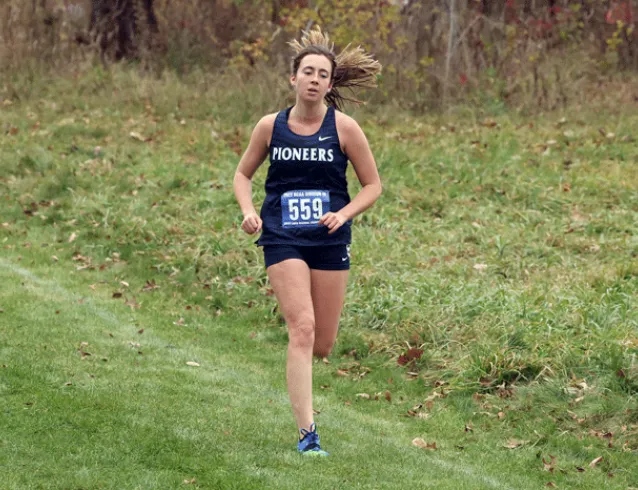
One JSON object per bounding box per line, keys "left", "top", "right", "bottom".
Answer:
{"left": 257, "top": 106, "right": 351, "bottom": 246}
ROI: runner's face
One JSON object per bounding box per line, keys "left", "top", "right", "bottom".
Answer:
{"left": 291, "top": 54, "right": 333, "bottom": 102}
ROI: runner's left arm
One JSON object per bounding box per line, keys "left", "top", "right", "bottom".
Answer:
{"left": 319, "top": 118, "right": 382, "bottom": 234}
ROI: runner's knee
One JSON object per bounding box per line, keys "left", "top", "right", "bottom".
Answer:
{"left": 313, "top": 342, "right": 334, "bottom": 358}
{"left": 288, "top": 316, "right": 315, "bottom": 349}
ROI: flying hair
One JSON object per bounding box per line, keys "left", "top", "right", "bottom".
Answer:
{"left": 288, "top": 26, "right": 382, "bottom": 110}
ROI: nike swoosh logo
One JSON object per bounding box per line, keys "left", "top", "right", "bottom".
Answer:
{"left": 318, "top": 136, "right": 332, "bottom": 142}
{"left": 341, "top": 257, "right": 348, "bottom": 261}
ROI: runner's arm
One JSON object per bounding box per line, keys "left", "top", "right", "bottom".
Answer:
{"left": 320, "top": 116, "right": 381, "bottom": 234}
{"left": 337, "top": 118, "right": 382, "bottom": 221}
{"left": 233, "top": 115, "right": 274, "bottom": 233}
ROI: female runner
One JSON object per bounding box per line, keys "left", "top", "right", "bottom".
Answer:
{"left": 233, "top": 28, "right": 382, "bottom": 456}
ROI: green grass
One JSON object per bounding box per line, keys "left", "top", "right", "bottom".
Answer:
{"left": 1, "top": 66, "right": 637, "bottom": 489}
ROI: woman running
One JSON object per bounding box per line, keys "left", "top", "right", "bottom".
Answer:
{"left": 233, "top": 27, "right": 382, "bottom": 456}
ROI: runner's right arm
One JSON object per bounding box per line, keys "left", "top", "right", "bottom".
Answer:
{"left": 233, "top": 115, "right": 275, "bottom": 235}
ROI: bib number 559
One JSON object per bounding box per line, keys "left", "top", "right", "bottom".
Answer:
{"left": 281, "top": 190, "right": 330, "bottom": 227}
{"left": 287, "top": 198, "right": 323, "bottom": 221}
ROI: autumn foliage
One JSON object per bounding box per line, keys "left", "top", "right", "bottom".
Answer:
{"left": 0, "top": 0, "right": 636, "bottom": 111}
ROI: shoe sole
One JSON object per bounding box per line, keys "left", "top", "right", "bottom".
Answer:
{"left": 299, "top": 450, "right": 329, "bottom": 457}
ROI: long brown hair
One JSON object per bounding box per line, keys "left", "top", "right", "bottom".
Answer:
{"left": 289, "top": 27, "right": 382, "bottom": 111}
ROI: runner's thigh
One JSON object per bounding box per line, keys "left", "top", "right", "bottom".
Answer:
{"left": 310, "top": 269, "right": 348, "bottom": 341}
{"left": 267, "top": 259, "right": 314, "bottom": 326}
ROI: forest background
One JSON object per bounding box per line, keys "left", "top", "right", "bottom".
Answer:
{"left": 2, "top": 0, "right": 637, "bottom": 112}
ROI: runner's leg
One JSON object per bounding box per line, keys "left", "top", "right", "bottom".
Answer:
{"left": 311, "top": 269, "right": 349, "bottom": 358}
{"left": 267, "top": 259, "right": 315, "bottom": 432}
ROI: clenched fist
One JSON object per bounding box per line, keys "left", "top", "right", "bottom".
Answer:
{"left": 241, "top": 212, "right": 262, "bottom": 235}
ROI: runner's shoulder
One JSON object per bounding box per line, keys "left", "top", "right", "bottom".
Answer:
{"left": 334, "top": 110, "right": 363, "bottom": 144}
{"left": 256, "top": 113, "right": 278, "bottom": 131}
{"left": 253, "top": 113, "right": 278, "bottom": 145}
{"left": 334, "top": 110, "right": 358, "bottom": 129}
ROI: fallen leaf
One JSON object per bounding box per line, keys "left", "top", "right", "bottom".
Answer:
{"left": 498, "top": 411, "right": 506, "bottom": 419}
{"left": 124, "top": 297, "right": 140, "bottom": 310}
{"left": 322, "top": 357, "right": 330, "bottom": 364}
{"left": 336, "top": 369, "right": 349, "bottom": 377}
{"left": 397, "top": 347, "right": 423, "bottom": 366}
{"left": 542, "top": 455, "right": 557, "bottom": 472}
{"left": 142, "top": 279, "right": 159, "bottom": 292}
{"left": 425, "top": 391, "right": 445, "bottom": 402}
{"left": 356, "top": 393, "right": 371, "bottom": 399}
{"left": 68, "top": 232, "right": 78, "bottom": 243}
{"left": 130, "top": 131, "right": 149, "bottom": 142}
{"left": 137, "top": 328, "right": 144, "bottom": 334}
{"left": 589, "top": 456, "right": 603, "bottom": 468}
{"left": 112, "top": 292, "right": 122, "bottom": 299}
{"left": 412, "top": 438, "right": 437, "bottom": 450}
{"left": 473, "top": 263, "right": 488, "bottom": 271}
{"left": 385, "top": 390, "right": 392, "bottom": 402}
{"left": 546, "top": 483, "right": 556, "bottom": 488}
{"left": 183, "top": 478, "right": 196, "bottom": 484}
{"left": 120, "top": 281, "right": 129, "bottom": 288}
{"left": 503, "top": 439, "right": 528, "bottom": 449}
{"left": 186, "top": 361, "right": 200, "bottom": 367}
{"left": 174, "top": 318, "right": 186, "bottom": 326}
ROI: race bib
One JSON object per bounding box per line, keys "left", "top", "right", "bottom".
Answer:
{"left": 281, "top": 190, "right": 330, "bottom": 228}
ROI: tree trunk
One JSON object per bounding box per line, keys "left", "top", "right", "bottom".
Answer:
{"left": 89, "top": 0, "right": 158, "bottom": 61}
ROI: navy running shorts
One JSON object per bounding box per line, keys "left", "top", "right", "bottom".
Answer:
{"left": 263, "top": 244, "right": 351, "bottom": 271}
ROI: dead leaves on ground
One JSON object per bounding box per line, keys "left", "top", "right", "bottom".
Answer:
{"left": 142, "top": 279, "right": 160, "bottom": 292}
{"left": 503, "top": 439, "right": 529, "bottom": 449}
{"left": 412, "top": 438, "right": 437, "bottom": 450}
{"left": 397, "top": 347, "right": 423, "bottom": 367}
{"left": 334, "top": 362, "right": 371, "bottom": 380}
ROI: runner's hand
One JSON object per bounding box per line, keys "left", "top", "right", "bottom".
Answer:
{"left": 241, "top": 212, "right": 262, "bottom": 235}
{"left": 319, "top": 212, "right": 347, "bottom": 234}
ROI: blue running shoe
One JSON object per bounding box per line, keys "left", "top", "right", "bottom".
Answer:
{"left": 298, "top": 423, "right": 329, "bottom": 456}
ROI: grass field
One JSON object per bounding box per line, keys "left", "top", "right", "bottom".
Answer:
{"left": 1, "top": 67, "right": 637, "bottom": 489}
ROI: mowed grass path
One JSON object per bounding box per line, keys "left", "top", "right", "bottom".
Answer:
{"left": 1, "top": 69, "right": 637, "bottom": 489}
